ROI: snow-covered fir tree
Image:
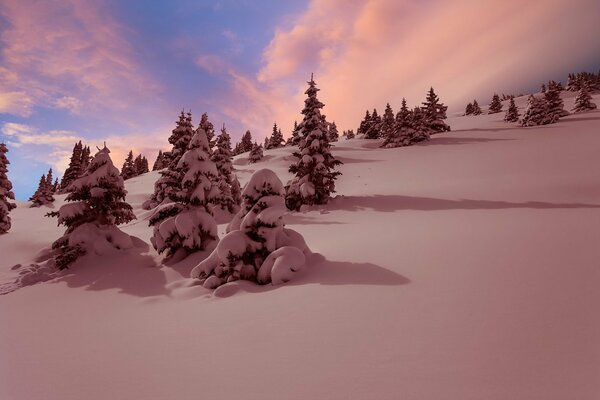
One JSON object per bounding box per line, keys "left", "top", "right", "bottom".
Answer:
{"left": 120, "top": 150, "right": 136, "bottom": 180}
{"left": 520, "top": 95, "right": 550, "bottom": 126}
{"left": 143, "top": 111, "right": 195, "bottom": 209}
{"left": 149, "top": 129, "right": 220, "bottom": 258}
{"left": 544, "top": 81, "right": 568, "bottom": 122}
{"left": 264, "top": 136, "right": 270, "bottom": 149}
{"left": 285, "top": 75, "right": 342, "bottom": 211}
{"left": 572, "top": 82, "right": 597, "bottom": 113}
{"left": 382, "top": 99, "right": 412, "bottom": 148}
{"left": 364, "top": 108, "right": 381, "bottom": 139}
{"left": 29, "top": 169, "right": 55, "bottom": 207}
{"left": 0, "top": 143, "right": 16, "bottom": 234}
{"left": 235, "top": 130, "right": 254, "bottom": 155}
{"left": 268, "top": 123, "right": 284, "bottom": 149}
{"left": 504, "top": 97, "right": 520, "bottom": 122}
{"left": 52, "top": 178, "right": 59, "bottom": 193}
{"left": 133, "top": 154, "right": 149, "bottom": 176}
{"left": 80, "top": 145, "right": 91, "bottom": 173}
{"left": 248, "top": 142, "right": 263, "bottom": 163}
{"left": 59, "top": 141, "right": 84, "bottom": 193}
{"left": 488, "top": 94, "right": 503, "bottom": 114}
{"left": 464, "top": 102, "right": 474, "bottom": 115}
{"left": 287, "top": 121, "right": 301, "bottom": 146}
{"left": 472, "top": 100, "right": 482, "bottom": 115}
{"left": 47, "top": 145, "right": 136, "bottom": 270}
{"left": 211, "top": 124, "right": 239, "bottom": 213}
{"left": 380, "top": 103, "right": 395, "bottom": 143}
{"left": 343, "top": 129, "right": 355, "bottom": 139}
{"left": 191, "top": 169, "right": 311, "bottom": 289}
{"left": 422, "top": 87, "right": 450, "bottom": 133}
{"left": 152, "top": 150, "right": 168, "bottom": 171}
{"left": 198, "top": 112, "right": 216, "bottom": 148}
{"left": 328, "top": 121, "right": 339, "bottom": 142}
{"left": 357, "top": 109, "right": 371, "bottom": 137}
{"left": 409, "top": 107, "right": 430, "bottom": 142}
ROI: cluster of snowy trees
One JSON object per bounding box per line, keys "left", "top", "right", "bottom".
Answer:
{"left": 29, "top": 168, "right": 56, "bottom": 207}
{"left": 355, "top": 88, "right": 449, "bottom": 149}
{"left": 59, "top": 141, "right": 92, "bottom": 193}
{"left": 120, "top": 151, "right": 149, "bottom": 180}
{"left": 566, "top": 71, "right": 600, "bottom": 92}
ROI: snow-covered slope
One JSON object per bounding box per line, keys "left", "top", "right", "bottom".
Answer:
{"left": 1, "top": 93, "right": 599, "bottom": 400}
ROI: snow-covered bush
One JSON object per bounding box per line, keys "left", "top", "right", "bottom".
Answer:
{"left": 149, "top": 129, "right": 219, "bottom": 258}
{"left": 47, "top": 145, "right": 136, "bottom": 269}
{"left": 191, "top": 169, "right": 310, "bottom": 288}
{"left": 0, "top": 143, "right": 16, "bottom": 234}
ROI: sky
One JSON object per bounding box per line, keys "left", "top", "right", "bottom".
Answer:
{"left": 1, "top": 0, "right": 599, "bottom": 199}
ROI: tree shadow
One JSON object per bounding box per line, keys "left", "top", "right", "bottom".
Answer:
{"left": 326, "top": 195, "right": 600, "bottom": 212}
{"left": 54, "top": 239, "right": 168, "bottom": 298}
{"left": 560, "top": 114, "right": 600, "bottom": 123}
{"left": 336, "top": 156, "right": 383, "bottom": 164}
{"left": 420, "top": 136, "right": 515, "bottom": 145}
{"left": 285, "top": 214, "right": 346, "bottom": 225}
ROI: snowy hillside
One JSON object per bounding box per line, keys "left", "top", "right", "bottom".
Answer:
{"left": 1, "top": 93, "right": 599, "bottom": 400}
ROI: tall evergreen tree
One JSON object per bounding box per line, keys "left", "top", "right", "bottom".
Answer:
{"left": 464, "top": 102, "right": 474, "bottom": 115}
{"left": 504, "top": 97, "right": 520, "bottom": 122}
{"left": 287, "top": 121, "right": 301, "bottom": 146}
{"left": 143, "top": 111, "right": 195, "bottom": 209}
{"left": 268, "top": 123, "right": 285, "bottom": 148}
{"left": 357, "top": 109, "right": 371, "bottom": 136}
{"left": 488, "top": 94, "right": 503, "bottom": 114}
{"left": 149, "top": 129, "right": 219, "bottom": 258}
{"left": 380, "top": 103, "right": 395, "bottom": 142}
{"left": 152, "top": 150, "right": 168, "bottom": 171}
{"left": 545, "top": 80, "right": 568, "bottom": 122}
{"left": 121, "top": 150, "right": 136, "bottom": 180}
{"left": 383, "top": 99, "right": 412, "bottom": 148}
{"left": 472, "top": 100, "right": 482, "bottom": 115}
{"left": 30, "top": 168, "right": 55, "bottom": 207}
{"left": 248, "top": 142, "right": 264, "bottom": 163}
{"left": 47, "top": 145, "right": 136, "bottom": 269}
{"left": 133, "top": 154, "right": 149, "bottom": 176}
{"left": 236, "top": 130, "right": 254, "bottom": 154}
{"left": 0, "top": 143, "right": 16, "bottom": 233}
{"left": 364, "top": 108, "right": 382, "bottom": 139}
{"left": 59, "top": 141, "right": 83, "bottom": 192}
{"left": 421, "top": 87, "right": 450, "bottom": 133}
{"left": 572, "top": 82, "right": 597, "bottom": 112}
{"left": 328, "top": 121, "right": 339, "bottom": 142}
{"left": 198, "top": 112, "right": 216, "bottom": 149}
{"left": 520, "top": 95, "right": 550, "bottom": 126}
{"left": 211, "top": 124, "right": 238, "bottom": 213}
{"left": 80, "top": 145, "right": 91, "bottom": 173}
{"left": 285, "top": 75, "right": 342, "bottom": 210}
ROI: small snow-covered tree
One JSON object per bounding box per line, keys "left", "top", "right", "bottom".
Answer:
{"left": 198, "top": 112, "right": 216, "bottom": 149}
{"left": 133, "top": 154, "right": 149, "bottom": 176}
{"left": 59, "top": 141, "right": 83, "bottom": 192}
{"left": 422, "top": 87, "right": 450, "bottom": 133}
{"left": 409, "top": 107, "right": 430, "bottom": 142}
{"left": 343, "top": 129, "right": 355, "bottom": 139}
{"left": 212, "top": 124, "right": 238, "bottom": 213}
{"left": 191, "top": 169, "right": 310, "bottom": 288}
{"left": 464, "top": 102, "right": 474, "bottom": 115}
{"left": 357, "top": 109, "right": 371, "bottom": 137}
{"left": 382, "top": 99, "right": 412, "bottom": 148}
{"left": 488, "top": 94, "right": 503, "bottom": 114}
{"left": 149, "top": 129, "right": 219, "bottom": 258}
{"left": 364, "top": 108, "right": 381, "bottom": 139}
{"left": 504, "top": 97, "right": 520, "bottom": 122}
{"left": 30, "top": 169, "right": 55, "bottom": 207}
{"left": 47, "top": 145, "right": 136, "bottom": 269}
{"left": 572, "top": 82, "right": 597, "bottom": 113}
{"left": 121, "top": 150, "right": 136, "bottom": 180}
{"left": 328, "top": 121, "right": 339, "bottom": 142}
{"left": 248, "top": 142, "right": 263, "bottom": 163}
{"left": 545, "top": 81, "right": 568, "bottom": 122}
{"left": 235, "top": 130, "right": 254, "bottom": 155}
{"left": 287, "top": 121, "right": 301, "bottom": 146}
{"left": 520, "top": 95, "right": 550, "bottom": 126}
{"left": 472, "top": 100, "right": 482, "bottom": 115}
{"left": 152, "top": 150, "right": 167, "bottom": 171}
{"left": 380, "top": 103, "right": 395, "bottom": 143}
{"left": 285, "top": 75, "right": 342, "bottom": 211}
{"left": 268, "top": 123, "right": 285, "bottom": 149}
{"left": 143, "top": 111, "right": 195, "bottom": 209}
{"left": 0, "top": 143, "right": 16, "bottom": 233}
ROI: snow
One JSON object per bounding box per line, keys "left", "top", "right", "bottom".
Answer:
{"left": 1, "top": 92, "right": 599, "bottom": 399}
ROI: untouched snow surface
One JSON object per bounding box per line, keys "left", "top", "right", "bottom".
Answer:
{"left": 1, "top": 94, "right": 599, "bottom": 400}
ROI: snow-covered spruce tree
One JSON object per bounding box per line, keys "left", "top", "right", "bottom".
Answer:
{"left": 357, "top": 109, "right": 371, "bottom": 137}
{"left": 504, "top": 97, "right": 520, "bottom": 122}
{"left": 211, "top": 124, "right": 239, "bottom": 213}
{"left": 328, "top": 121, "right": 339, "bottom": 142}
{"left": 149, "top": 129, "right": 219, "bottom": 258}
{"left": 52, "top": 178, "right": 59, "bottom": 194}
{"left": 488, "top": 94, "right": 503, "bottom": 114}
{"left": 520, "top": 95, "right": 550, "bottom": 126}
{"left": 382, "top": 99, "right": 412, "bottom": 148}
{"left": 143, "top": 111, "right": 195, "bottom": 209}
{"left": 422, "top": 87, "right": 450, "bottom": 133}
{"left": 344, "top": 129, "right": 355, "bottom": 139}
{"left": 133, "top": 154, "right": 149, "bottom": 176}
{"left": 364, "top": 108, "right": 381, "bottom": 139}
{"left": 47, "top": 145, "right": 136, "bottom": 269}
{"left": 191, "top": 169, "right": 310, "bottom": 289}
{"left": 472, "top": 100, "right": 482, "bottom": 115}
{"left": 121, "top": 150, "right": 136, "bottom": 180}
{"left": 80, "top": 145, "right": 91, "bottom": 173}
{"left": 152, "top": 150, "right": 167, "bottom": 171}
{"left": 408, "top": 107, "right": 430, "bottom": 143}
{"left": 285, "top": 75, "right": 342, "bottom": 211}
{"left": 380, "top": 103, "right": 395, "bottom": 143}
{"left": 198, "top": 112, "right": 216, "bottom": 149}
{"left": 59, "top": 141, "right": 83, "bottom": 192}
{"left": 544, "top": 81, "right": 568, "bottom": 122}
{"left": 0, "top": 143, "right": 16, "bottom": 233}
{"left": 572, "top": 82, "right": 597, "bottom": 113}
{"left": 464, "top": 102, "right": 474, "bottom": 115}
{"left": 237, "top": 130, "right": 254, "bottom": 154}
{"left": 30, "top": 169, "right": 55, "bottom": 207}
{"left": 248, "top": 142, "right": 263, "bottom": 163}
{"left": 268, "top": 123, "right": 284, "bottom": 149}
